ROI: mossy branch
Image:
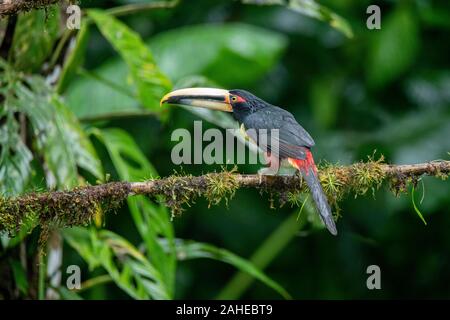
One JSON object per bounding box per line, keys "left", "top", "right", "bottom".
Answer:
{"left": 0, "top": 159, "right": 449, "bottom": 240}
{"left": 0, "top": 0, "right": 178, "bottom": 16}
{"left": 0, "top": 0, "right": 62, "bottom": 16}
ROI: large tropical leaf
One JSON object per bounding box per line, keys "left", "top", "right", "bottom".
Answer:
{"left": 10, "top": 5, "right": 61, "bottom": 72}
{"left": 65, "top": 59, "right": 141, "bottom": 120}
{"left": 0, "top": 61, "right": 33, "bottom": 195}
{"left": 0, "top": 109, "right": 33, "bottom": 195}
{"left": 12, "top": 76, "right": 103, "bottom": 188}
{"left": 0, "top": 62, "right": 102, "bottom": 194}
{"left": 88, "top": 10, "right": 172, "bottom": 113}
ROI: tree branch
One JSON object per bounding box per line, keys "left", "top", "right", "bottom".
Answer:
{"left": 0, "top": 0, "right": 62, "bottom": 16}
{"left": 0, "top": 0, "right": 179, "bottom": 17}
{"left": 0, "top": 160, "right": 449, "bottom": 237}
{"left": 130, "top": 160, "right": 450, "bottom": 193}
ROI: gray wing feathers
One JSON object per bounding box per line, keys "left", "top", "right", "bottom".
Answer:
{"left": 243, "top": 107, "right": 315, "bottom": 159}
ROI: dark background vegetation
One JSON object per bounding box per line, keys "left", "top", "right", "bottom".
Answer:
{"left": 1, "top": 0, "right": 449, "bottom": 299}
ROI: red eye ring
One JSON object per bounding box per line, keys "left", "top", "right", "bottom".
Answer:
{"left": 231, "top": 95, "right": 245, "bottom": 103}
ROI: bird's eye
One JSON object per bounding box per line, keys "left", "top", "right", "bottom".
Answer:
{"left": 231, "top": 96, "right": 238, "bottom": 102}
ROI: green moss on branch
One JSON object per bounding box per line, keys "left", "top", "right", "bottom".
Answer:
{"left": 0, "top": 0, "right": 62, "bottom": 16}
{"left": 0, "top": 159, "right": 449, "bottom": 242}
{"left": 0, "top": 182, "right": 130, "bottom": 246}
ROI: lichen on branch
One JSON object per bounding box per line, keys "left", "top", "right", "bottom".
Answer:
{"left": 0, "top": 159, "right": 449, "bottom": 241}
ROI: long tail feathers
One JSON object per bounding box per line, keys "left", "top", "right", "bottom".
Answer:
{"left": 289, "top": 156, "right": 338, "bottom": 236}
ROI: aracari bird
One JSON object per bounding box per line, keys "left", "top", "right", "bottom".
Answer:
{"left": 161, "top": 88, "right": 337, "bottom": 235}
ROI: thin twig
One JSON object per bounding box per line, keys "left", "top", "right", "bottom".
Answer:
{"left": 106, "top": 0, "right": 179, "bottom": 17}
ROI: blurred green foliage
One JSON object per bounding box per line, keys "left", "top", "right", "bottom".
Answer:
{"left": 0, "top": 0, "right": 449, "bottom": 299}
{"left": 10, "top": 5, "right": 60, "bottom": 72}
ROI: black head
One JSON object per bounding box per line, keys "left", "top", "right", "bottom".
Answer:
{"left": 228, "top": 89, "right": 270, "bottom": 122}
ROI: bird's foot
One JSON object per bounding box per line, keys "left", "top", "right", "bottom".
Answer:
{"left": 278, "top": 166, "right": 297, "bottom": 177}
{"left": 257, "top": 167, "right": 278, "bottom": 184}
{"left": 257, "top": 167, "right": 297, "bottom": 184}
{"left": 258, "top": 167, "right": 278, "bottom": 176}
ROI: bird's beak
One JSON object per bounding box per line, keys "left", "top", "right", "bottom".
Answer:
{"left": 160, "top": 88, "right": 233, "bottom": 112}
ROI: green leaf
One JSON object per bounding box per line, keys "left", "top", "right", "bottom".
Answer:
{"left": 88, "top": 10, "right": 172, "bottom": 112}
{"left": 65, "top": 60, "right": 141, "bottom": 120}
{"left": 242, "top": 0, "right": 353, "bottom": 38}
{"left": 175, "top": 240, "right": 291, "bottom": 299}
{"left": 0, "top": 111, "right": 33, "bottom": 195}
{"left": 367, "top": 6, "right": 419, "bottom": 88}
{"left": 51, "top": 97, "right": 104, "bottom": 181}
{"left": 10, "top": 260, "right": 29, "bottom": 294}
{"left": 218, "top": 211, "right": 308, "bottom": 299}
{"left": 411, "top": 184, "right": 427, "bottom": 226}
{"left": 93, "top": 128, "right": 157, "bottom": 181}
{"left": 55, "top": 287, "right": 84, "bottom": 300}
{"left": 150, "top": 23, "right": 288, "bottom": 87}
{"left": 94, "top": 128, "right": 176, "bottom": 297}
{"left": 63, "top": 227, "right": 170, "bottom": 300}
{"left": 13, "top": 76, "right": 103, "bottom": 188}
{"left": 57, "top": 23, "right": 90, "bottom": 93}
{"left": 0, "top": 63, "right": 103, "bottom": 193}
{"left": 62, "top": 227, "right": 101, "bottom": 270}
{"left": 0, "top": 61, "right": 32, "bottom": 195}
{"left": 10, "top": 5, "right": 60, "bottom": 72}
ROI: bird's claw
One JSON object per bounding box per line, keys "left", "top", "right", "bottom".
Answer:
{"left": 257, "top": 167, "right": 278, "bottom": 184}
